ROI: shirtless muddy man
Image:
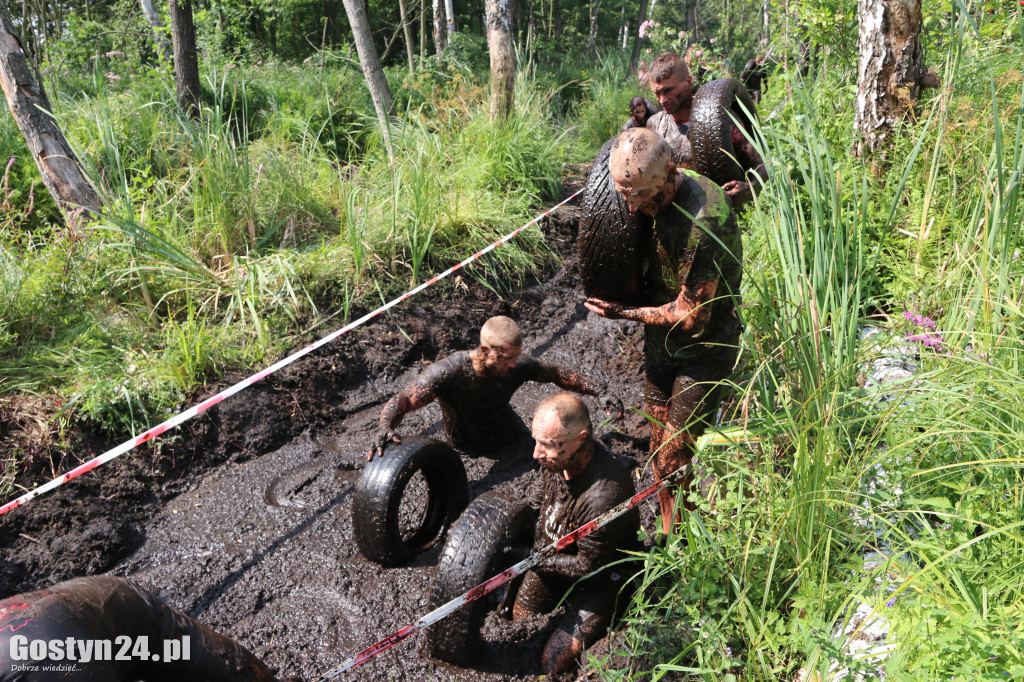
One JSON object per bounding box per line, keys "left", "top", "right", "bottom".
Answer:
{"left": 369, "top": 316, "right": 622, "bottom": 460}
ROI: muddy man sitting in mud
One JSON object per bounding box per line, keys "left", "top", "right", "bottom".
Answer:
{"left": 645, "top": 51, "right": 767, "bottom": 207}
{"left": 368, "top": 316, "right": 622, "bottom": 460}
{"left": 0, "top": 575, "right": 299, "bottom": 681}
{"left": 513, "top": 393, "right": 639, "bottom": 676}
{"left": 585, "top": 128, "right": 742, "bottom": 535}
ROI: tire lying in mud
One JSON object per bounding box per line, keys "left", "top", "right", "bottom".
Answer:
{"left": 577, "top": 137, "right": 650, "bottom": 304}
{"left": 690, "top": 77, "right": 758, "bottom": 186}
{"left": 425, "top": 492, "right": 536, "bottom": 666}
{"left": 352, "top": 436, "right": 470, "bottom": 567}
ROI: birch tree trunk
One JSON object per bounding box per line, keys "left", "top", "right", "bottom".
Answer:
{"left": 586, "top": 0, "right": 601, "bottom": 54}
{"left": 485, "top": 0, "right": 514, "bottom": 120}
{"left": 854, "top": 0, "right": 937, "bottom": 158}
{"left": 398, "top": 0, "right": 415, "bottom": 72}
{"left": 139, "top": 0, "right": 172, "bottom": 63}
{"left": 432, "top": 0, "right": 448, "bottom": 53}
{"left": 341, "top": 0, "right": 393, "bottom": 158}
{"left": 0, "top": 0, "right": 102, "bottom": 215}
{"left": 628, "top": 0, "right": 648, "bottom": 70}
{"left": 169, "top": 0, "right": 200, "bottom": 119}
{"left": 444, "top": 0, "right": 456, "bottom": 42}
{"left": 761, "top": 0, "right": 769, "bottom": 45}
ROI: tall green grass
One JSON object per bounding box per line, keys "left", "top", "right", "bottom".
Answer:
{"left": 1, "top": 57, "right": 566, "bottom": 439}
{"left": 594, "top": 10, "right": 1024, "bottom": 680}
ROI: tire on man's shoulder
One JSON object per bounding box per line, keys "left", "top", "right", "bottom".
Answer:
{"left": 578, "top": 138, "right": 650, "bottom": 304}
{"left": 690, "top": 77, "right": 758, "bottom": 186}
{"left": 351, "top": 436, "right": 469, "bottom": 567}
{"left": 425, "top": 492, "right": 535, "bottom": 666}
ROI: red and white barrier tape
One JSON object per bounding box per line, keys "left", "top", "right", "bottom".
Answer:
{"left": 0, "top": 189, "right": 585, "bottom": 517}
{"left": 315, "top": 465, "right": 687, "bottom": 679}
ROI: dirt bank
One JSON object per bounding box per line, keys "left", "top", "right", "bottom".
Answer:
{"left": 0, "top": 171, "right": 660, "bottom": 681}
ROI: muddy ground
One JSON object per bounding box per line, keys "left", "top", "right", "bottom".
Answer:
{"left": 0, "top": 172, "right": 663, "bottom": 681}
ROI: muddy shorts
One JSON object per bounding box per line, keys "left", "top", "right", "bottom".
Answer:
{"left": 514, "top": 569, "right": 634, "bottom": 645}
{"left": 643, "top": 340, "right": 739, "bottom": 431}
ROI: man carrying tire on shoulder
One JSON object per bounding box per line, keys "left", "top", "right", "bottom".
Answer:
{"left": 645, "top": 51, "right": 767, "bottom": 207}
{"left": 368, "top": 316, "right": 622, "bottom": 460}
{"left": 512, "top": 393, "right": 640, "bottom": 676}
{"left": 584, "top": 127, "right": 742, "bottom": 535}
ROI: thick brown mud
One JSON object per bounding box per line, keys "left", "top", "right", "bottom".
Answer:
{"left": 0, "top": 171, "right": 661, "bottom": 681}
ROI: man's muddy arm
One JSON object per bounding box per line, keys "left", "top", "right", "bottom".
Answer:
{"left": 535, "top": 527, "right": 619, "bottom": 582}
{"left": 585, "top": 278, "right": 719, "bottom": 336}
{"left": 369, "top": 383, "right": 437, "bottom": 460}
{"left": 722, "top": 133, "right": 767, "bottom": 205}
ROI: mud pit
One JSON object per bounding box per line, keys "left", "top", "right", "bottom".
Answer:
{"left": 0, "top": 178, "right": 662, "bottom": 681}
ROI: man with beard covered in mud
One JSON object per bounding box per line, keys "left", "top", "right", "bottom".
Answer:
{"left": 645, "top": 51, "right": 767, "bottom": 207}
{"left": 512, "top": 393, "right": 639, "bottom": 676}
{"left": 368, "top": 316, "right": 622, "bottom": 460}
{"left": 0, "top": 575, "right": 299, "bottom": 681}
{"left": 584, "top": 128, "right": 742, "bottom": 535}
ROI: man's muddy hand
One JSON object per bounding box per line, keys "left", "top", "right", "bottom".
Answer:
{"left": 368, "top": 428, "right": 401, "bottom": 461}
{"left": 722, "top": 180, "right": 752, "bottom": 205}
{"left": 584, "top": 298, "right": 626, "bottom": 319}
{"left": 600, "top": 394, "right": 624, "bottom": 421}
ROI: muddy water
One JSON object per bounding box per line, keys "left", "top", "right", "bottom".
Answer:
{"left": 114, "top": 275, "right": 658, "bottom": 680}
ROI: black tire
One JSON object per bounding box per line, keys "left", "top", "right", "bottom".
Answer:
{"left": 690, "top": 77, "right": 759, "bottom": 186}
{"left": 577, "top": 138, "right": 651, "bottom": 304}
{"left": 425, "top": 493, "right": 536, "bottom": 665}
{"left": 351, "top": 436, "right": 469, "bottom": 567}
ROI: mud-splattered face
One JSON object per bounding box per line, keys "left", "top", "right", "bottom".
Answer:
{"left": 631, "top": 104, "right": 647, "bottom": 121}
{"left": 478, "top": 343, "right": 521, "bottom": 376}
{"left": 531, "top": 410, "right": 587, "bottom": 474}
{"left": 651, "top": 70, "right": 692, "bottom": 117}
{"left": 610, "top": 133, "right": 676, "bottom": 215}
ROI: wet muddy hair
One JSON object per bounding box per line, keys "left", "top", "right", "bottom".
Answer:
{"left": 536, "top": 393, "right": 592, "bottom": 438}
{"left": 649, "top": 52, "right": 688, "bottom": 83}
{"left": 610, "top": 128, "right": 673, "bottom": 182}
{"left": 629, "top": 95, "right": 646, "bottom": 110}
{"left": 480, "top": 315, "right": 523, "bottom": 348}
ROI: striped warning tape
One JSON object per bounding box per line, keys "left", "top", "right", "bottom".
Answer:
{"left": 315, "top": 464, "right": 689, "bottom": 679}
{"left": 0, "top": 189, "right": 585, "bottom": 517}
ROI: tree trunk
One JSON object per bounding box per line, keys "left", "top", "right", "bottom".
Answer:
{"left": 169, "top": 0, "right": 200, "bottom": 119}
{"left": 551, "top": 0, "right": 561, "bottom": 42}
{"left": 485, "top": 0, "right": 514, "bottom": 120}
{"left": 618, "top": 0, "right": 627, "bottom": 48}
{"left": 432, "top": 0, "right": 447, "bottom": 53}
{"left": 398, "top": 0, "right": 415, "bottom": 72}
{"left": 444, "top": 0, "right": 456, "bottom": 42}
{"left": 685, "top": 0, "right": 696, "bottom": 36}
{"left": 854, "top": 0, "right": 935, "bottom": 158}
{"left": 140, "top": 0, "right": 172, "bottom": 63}
{"left": 586, "top": 0, "right": 600, "bottom": 54}
{"left": 0, "top": 0, "right": 102, "bottom": 215}
{"left": 761, "top": 0, "right": 769, "bottom": 45}
{"left": 420, "top": 0, "right": 426, "bottom": 60}
{"left": 628, "top": 0, "right": 648, "bottom": 70}
{"left": 341, "top": 0, "right": 393, "bottom": 157}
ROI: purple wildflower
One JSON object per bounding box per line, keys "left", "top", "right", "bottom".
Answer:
{"left": 886, "top": 597, "right": 896, "bottom": 607}
{"left": 906, "top": 333, "right": 944, "bottom": 349}
{"left": 902, "top": 309, "right": 937, "bottom": 331}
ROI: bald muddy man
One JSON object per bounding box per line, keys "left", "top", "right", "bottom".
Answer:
{"left": 645, "top": 51, "right": 767, "bottom": 207}
{"left": 513, "top": 393, "right": 639, "bottom": 676}
{"left": 0, "top": 575, "right": 298, "bottom": 681}
{"left": 369, "top": 316, "right": 622, "bottom": 460}
{"left": 585, "top": 128, "right": 742, "bottom": 534}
